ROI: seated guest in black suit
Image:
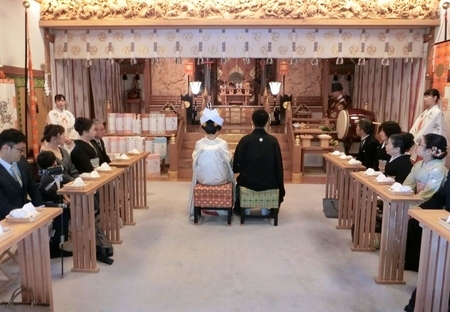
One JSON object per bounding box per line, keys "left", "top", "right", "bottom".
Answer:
{"left": 91, "top": 119, "right": 111, "bottom": 165}
{"left": 36, "top": 150, "right": 72, "bottom": 258}
{"left": 0, "top": 129, "right": 45, "bottom": 219}
{"left": 384, "top": 133, "right": 414, "bottom": 183}
{"left": 356, "top": 119, "right": 380, "bottom": 170}
{"left": 376, "top": 121, "right": 401, "bottom": 169}
{"left": 71, "top": 117, "right": 99, "bottom": 174}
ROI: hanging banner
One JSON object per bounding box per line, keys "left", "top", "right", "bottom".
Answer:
{"left": 54, "top": 28, "right": 425, "bottom": 60}
{"left": 0, "top": 80, "right": 18, "bottom": 132}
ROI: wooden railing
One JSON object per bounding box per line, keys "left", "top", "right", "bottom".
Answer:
{"left": 285, "top": 107, "right": 302, "bottom": 183}
{"left": 168, "top": 106, "right": 186, "bottom": 179}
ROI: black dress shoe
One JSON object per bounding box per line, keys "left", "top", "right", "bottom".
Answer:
{"left": 404, "top": 304, "right": 413, "bottom": 312}
{"left": 50, "top": 248, "right": 73, "bottom": 259}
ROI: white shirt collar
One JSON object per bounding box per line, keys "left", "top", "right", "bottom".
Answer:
{"left": 0, "top": 157, "right": 13, "bottom": 171}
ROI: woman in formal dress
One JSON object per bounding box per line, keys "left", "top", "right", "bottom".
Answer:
{"left": 409, "top": 89, "right": 447, "bottom": 161}
{"left": 403, "top": 133, "right": 448, "bottom": 272}
{"left": 384, "top": 133, "right": 414, "bottom": 183}
{"left": 70, "top": 117, "right": 99, "bottom": 174}
{"left": 40, "top": 124, "right": 79, "bottom": 184}
{"left": 376, "top": 121, "right": 401, "bottom": 170}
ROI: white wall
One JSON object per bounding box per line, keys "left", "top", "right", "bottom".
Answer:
{"left": 0, "top": 0, "right": 45, "bottom": 70}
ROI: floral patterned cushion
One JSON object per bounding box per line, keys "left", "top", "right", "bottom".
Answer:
{"left": 194, "top": 183, "right": 233, "bottom": 208}
{"left": 239, "top": 187, "right": 279, "bottom": 209}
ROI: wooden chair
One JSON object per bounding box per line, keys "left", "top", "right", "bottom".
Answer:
{"left": 193, "top": 183, "right": 233, "bottom": 226}
{"left": 239, "top": 187, "right": 280, "bottom": 226}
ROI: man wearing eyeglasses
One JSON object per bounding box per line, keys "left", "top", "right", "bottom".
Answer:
{"left": 0, "top": 129, "right": 44, "bottom": 219}
{"left": 91, "top": 119, "right": 111, "bottom": 165}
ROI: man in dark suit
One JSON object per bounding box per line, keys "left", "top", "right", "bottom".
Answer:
{"left": 91, "top": 119, "right": 111, "bottom": 165}
{"left": 356, "top": 119, "right": 379, "bottom": 170}
{"left": 0, "top": 128, "right": 45, "bottom": 219}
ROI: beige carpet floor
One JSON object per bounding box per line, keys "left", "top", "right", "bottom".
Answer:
{"left": 0, "top": 181, "right": 416, "bottom": 312}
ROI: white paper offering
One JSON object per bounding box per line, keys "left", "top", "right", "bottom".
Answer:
{"left": 376, "top": 173, "right": 386, "bottom": 181}
{"left": 390, "top": 182, "right": 402, "bottom": 191}
{"left": 90, "top": 171, "right": 100, "bottom": 178}
{"left": 100, "top": 163, "right": 112, "bottom": 170}
{"left": 80, "top": 173, "right": 91, "bottom": 178}
{"left": 339, "top": 154, "right": 347, "bottom": 159}
{"left": 446, "top": 214, "right": 450, "bottom": 223}
{"left": 72, "top": 177, "right": 86, "bottom": 187}
{"left": 23, "top": 202, "right": 39, "bottom": 216}
{"left": 131, "top": 148, "right": 140, "bottom": 154}
{"left": 120, "top": 154, "right": 130, "bottom": 160}
{"left": 365, "top": 168, "right": 375, "bottom": 175}
{"left": 348, "top": 159, "right": 361, "bottom": 165}
{"left": 331, "top": 151, "right": 341, "bottom": 155}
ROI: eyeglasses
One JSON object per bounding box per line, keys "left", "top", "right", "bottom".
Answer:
{"left": 9, "top": 145, "right": 25, "bottom": 153}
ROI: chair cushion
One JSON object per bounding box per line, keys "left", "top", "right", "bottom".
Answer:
{"left": 240, "top": 187, "right": 279, "bottom": 209}
{"left": 194, "top": 183, "right": 233, "bottom": 208}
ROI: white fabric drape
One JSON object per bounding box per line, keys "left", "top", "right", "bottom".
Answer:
{"left": 90, "top": 59, "right": 123, "bottom": 121}
{"left": 352, "top": 56, "right": 426, "bottom": 132}
{"left": 51, "top": 59, "right": 122, "bottom": 120}
{"left": 53, "top": 59, "right": 90, "bottom": 118}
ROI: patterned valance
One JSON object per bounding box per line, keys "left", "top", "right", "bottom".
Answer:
{"left": 53, "top": 28, "right": 425, "bottom": 61}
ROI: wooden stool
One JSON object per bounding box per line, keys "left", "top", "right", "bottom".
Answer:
{"left": 239, "top": 187, "right": 280, "bottom": 226}
{"left": 193, "top": 183, "right": 233, "bottom": 226}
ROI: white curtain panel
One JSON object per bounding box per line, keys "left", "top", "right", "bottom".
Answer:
{"left": 353, "top": 57, "right": 425, "bottom": 132}
{"left": 90, "top": 59, "right": 123, "bottom": 121}
{"left": 53, "top": 59, "right": 91, "bottom": 118}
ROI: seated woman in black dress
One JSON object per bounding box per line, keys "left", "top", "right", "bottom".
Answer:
{"left": 71, "top": 117, "right": 99, "bottom": 174}
{"left": 384, "top": 133, "right": 414, "bottom": 183}
{"left": 376, "top": 121, "right": 401, "bottom": 170}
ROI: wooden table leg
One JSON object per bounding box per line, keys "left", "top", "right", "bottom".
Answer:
{"left": 415, "top": 226, "right": 450, "bottom": 310}
{"left": 70, "top": 194, "right": 98, "bottom": 273}
{"left": 375, "top": 201, "right": 408, "bottom": 284}
{"left": 17, "top": 225, "right": 53, "bottom": 309}
{"left": 337, "top": 170, "right": 353, "bottom": 229}
{"left": 99, "top": 179, "right": 122, "bottom": 244}
{"left": 133, "top": 158, "right": 148, "bottom": 209}
{"left": 121, "top": 169, "right": 135, "bottom": 225}
{"left": 352, "top": 181, "right": 377, "bottom": 251}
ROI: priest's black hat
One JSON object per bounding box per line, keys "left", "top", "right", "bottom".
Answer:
{"left": 331, "top": 83, "right": 343, "bottom": 92}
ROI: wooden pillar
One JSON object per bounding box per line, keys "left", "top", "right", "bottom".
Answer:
{"left": 322, "top": 60, "right": 330, "bottom": 117}
{"left": 143, "top": 59, "right": 151, "bottom": 113}
{"left": 168, "top": 134, "right": 178, "bottom": 180}
{"left": 292, "top": 135, "right": 302, "bottom": 183}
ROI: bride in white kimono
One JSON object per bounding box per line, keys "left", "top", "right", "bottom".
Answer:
{"left": 188, "top": 108, "right": 235, "bottom": 220}
{"left": 409, "top": 89, "right": 447, "bottom": 161}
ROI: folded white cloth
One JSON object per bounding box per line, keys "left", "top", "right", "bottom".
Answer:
{"left": 390, "top": 182, "right": 412, "bottom": 192}
{"left": 331, "top": 151, "right": 341, "bottom": 155}
{"left": 99, "top": 163, "right": 112, "bottom": 170}
{"left": 364, "top": 169, "right": 381, "bottom": 176}
{"left": 375, "top": 174, "right": 395, "bottom": 182}
{"left": 72, "top": 177, "right": 86, "bottom": 187}
{"left": 348, "top": 159, "right": 362, "bottom": 165}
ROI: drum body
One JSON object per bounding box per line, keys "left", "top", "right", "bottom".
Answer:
{"left": 336, "top": 109, "right": 379, "bottom": 140}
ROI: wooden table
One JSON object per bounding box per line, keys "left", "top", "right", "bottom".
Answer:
{"left": 110, "top": 152, "right": 149, "bottom": 213}
{"left": 409, "top": 209, "right": 450, "bottom": 312}
{"left": 350, "top": 171, "right": 422, "bottom": 284}
{"left": 323, "top": 154, "right": 365, "bottom": 229}
{"left": 58, "top": 167, "right": 125, "bottom": 273}
{"left": 0, "top": 208, "right": 61, "bottom": 311}
{"left": 301, "top": 146, "right": 335, "bottom": 174}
